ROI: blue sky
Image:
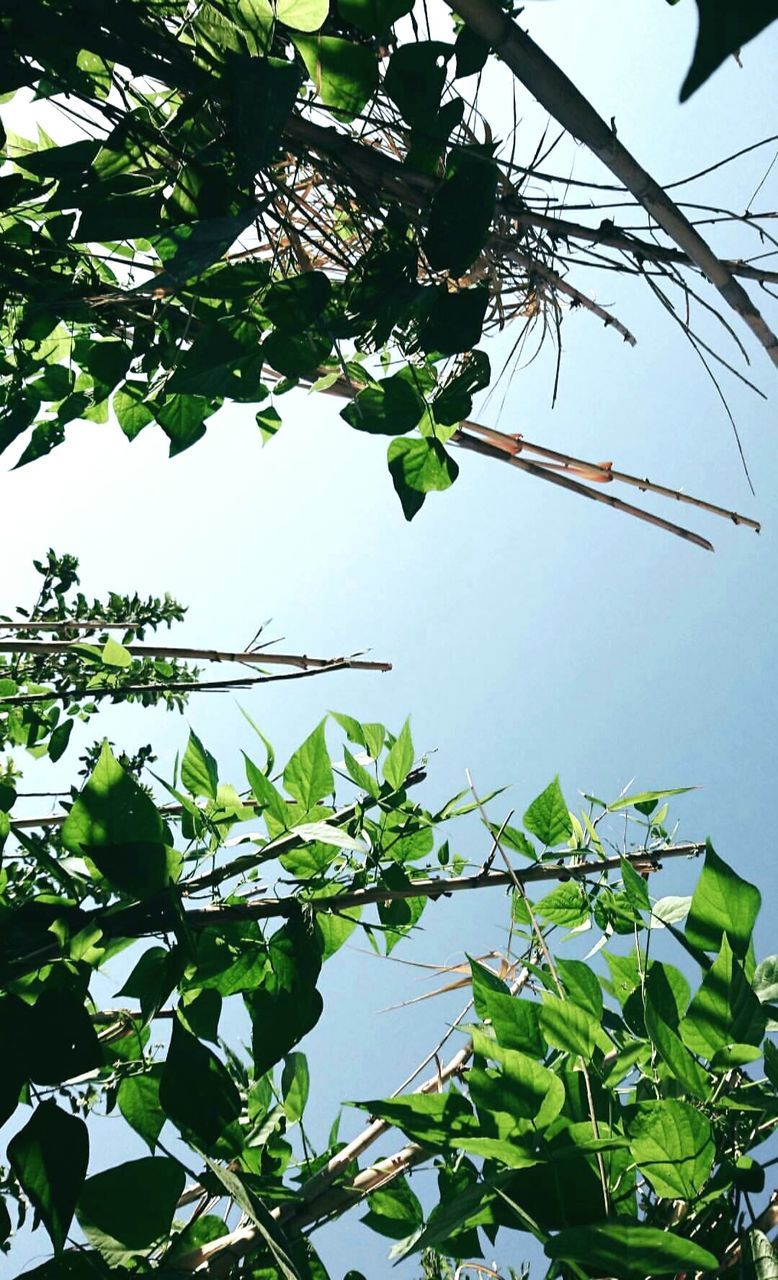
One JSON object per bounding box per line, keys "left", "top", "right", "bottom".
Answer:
{"left": 2, "top": 1, "right": 777, "bottom": 1275}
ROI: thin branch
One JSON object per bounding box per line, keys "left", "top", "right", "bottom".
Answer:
{"left": 0, "top": 640, "right": 392, "bottom": 673}
{"left": 0, "top": 660, "right": 385, "bottom": 708}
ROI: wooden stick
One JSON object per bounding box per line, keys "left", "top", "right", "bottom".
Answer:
{"left": 0, "top": 640, "right": 391, "bottom": 672}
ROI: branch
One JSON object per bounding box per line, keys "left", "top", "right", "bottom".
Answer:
{"left": 440, "top": 0, "right": 778, "bottom": 365}
{"left": 0, "top": 659, "right": 386, "bottom": 708}
{"left": 0, "top": 640, "right": 391, "bottom": 673}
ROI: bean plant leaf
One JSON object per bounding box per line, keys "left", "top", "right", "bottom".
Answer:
{"left": 523, "top": 777, "right": 572, "bottom": 847}
{"left": 628, "top": 1100, "right": 714, "bottom": 1199}
{"left": 61, "top": 740, "right": 163, "bottom": 854}
{"left": 545, "top": 1223, "right": 718, "bottom": 1277}
{"left": 686, "top": 841, "right": 761, "bottom": 958}
{"left": 283, "top": 720, "right": 333, "bottom": 812}
{"left": 387, "top": 438, "right": 459, "bottom": 520}
{"left": 383, "top": 718, "right": 414, "bottom": 790}
{"left": 681, "top": 0, "right": 778, "bottom": 100}
{"left": 159, "top": 1016, "right": 241, "bottom": 1150}
{"left": 76, "top": 1158, "right": 185, "bottom": 1258}
{"left": 181, "top": 729, "right": 219, "bottom": 800}
{"left": 8, "top": 1102, "right": 89, "bottom": 1253}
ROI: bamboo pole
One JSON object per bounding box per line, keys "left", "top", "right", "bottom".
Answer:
{"left": 439, "top": 0, "right": 778, "bottom": 366}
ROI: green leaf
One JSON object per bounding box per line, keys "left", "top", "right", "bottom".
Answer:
{"left": 256, "top": 403, "right": 282, "bottom": 444}
{"left": 650, "top": 895, "right": 692, "bottom": 928}
{"left": 281, "top": 1051, "right": 310, "bottom": 1123}
{"left": 387, "top": 437, "right": 459, "bottom": 520}
{"left": 469, "top": 957, "right": 544, "bottom": 1057}
{"left": 203, "top": 1158, "right": 302, "bottom": 1280}
{"left": 620, "top": 857, "right": 651, "bottom": 912}
{"left": 354, "top": 1090, "right": 476, "bottom": 1150}
{"left": 245, "top": 912, "right": 323, "bottom": 1075}
{"left": 361, "top": 1176, "right": 423, "bottom": 1240}
{"left": 155, "top": 394, "right": 212, "bottom": 456}
{"left": 628, "top": 1100, "right": 714, "bottom": 1199}
{"left": 76, "top": 1158, "right": 185, "bottom": 1258}
{"left": 100, "top": 637, "right": 132, "bottom": 668}
{"left": 341, "top": 371, "right": 425, "bottom": 436}
{"left": 469, "top": 1027, "right": 565, "bottom": 1130}
{"left": 419, "top": 287, "right": 489, "bottom": 356}
{"left": 425, "top": 148, "right": 497, "bottom": 275}
{"left": 539, "top": 993, "right": 597, "bottom": 1058}
{"left": 159, "top": 1016, "right": 241, "bottom": 1150}
{"left": 383, "top": 717, "right": 414, "bottom": 790}
{"left": 523, "top": 776, "right": 572, "bottom": 847}
{"left": 87, "top": 840, "right": 182, "bottom": 900}
{"left": 556, "top": 958, "right": 603, "bottom": 1019}
{"left": 607, "top": 785, "right": 693, "bottom": 812}
{"left": 264, "top": 272, "right": 331, "bottom": 329}
{"left": 293, "top": 36, "right": 378, "bottom": 120}
{"left": 536, "top": 881, "right": 589, "bottom": 928}
{"left": 681, "top": 0, "right": 778, "bottom": 100}
{"left": 117, "top": 1069, "right": 165, "bottom": 1151}
{"left": 182, "top": 729, "right": 219, "bottom": 801}
{"left": 337, "top": 0, "right": 413, "bottom": 36}
{"left": 686, "top": 842, "right": 761, "bottom": 958}
{"left": 284, "top": 720, "right": 333, "bottom": 812}
{"left": 644, "top": 969, "right": 710, "bottom": 1100}
{"left": 61, "top": 740, "right": 163, "bottom": 854}
{"left": 8, "top": 1102, "right": 89, "bottom": 1252}
{"left": 384, "top": 42, "right": 451, "bottom": 126}
{"left": 681, "top": 934, "right": 766, "bottom": 1057}
{"left": 48, "top": 716, "right": 73, "bottom": 762}
{"left": 244, "top": 751, "right": 290, "bottom": 826}
{"left": 113, "top": 381, "right": 154, "bottom": 441}
{"left": 545, "top": 1223, "right": 718, "bottom": 1278}
{"left": 745, "top": 1230, "right": 778, "bottom": 1280}
{"left": 343, "top": 746, "right": 380, "bottom": 797}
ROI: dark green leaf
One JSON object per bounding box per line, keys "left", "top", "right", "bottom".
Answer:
{"left": 8, "top": 1102, "right": 89, "bottom": 1253}
{"left": 419, "top": 287, "right": 489, "bottom": 356}
{"left": 425, "top": 148, "right": 497, "bottom": 275}
{"left": 160, "top": 1016, "right": 241, "bottom": 1150}
{"left": 681, "top": 0, "right": 778, "bottom": 100}
{"left": 76, "top": 1158, "right": 185, "bottom": 1255}
{"left": 342, "top": 370, "right": 425, "bottom": 436}
{"left": 117, "top": 1069, "right": 165, "bottom": 1151}
{"left": 546, "top": 1223, "right": 718, "bottom": 1277}
{"left": 61, "top": 740, "right": 163, "bottom": 853}
{"left": 686, "top": 842, "right": 761, "bottom": 958}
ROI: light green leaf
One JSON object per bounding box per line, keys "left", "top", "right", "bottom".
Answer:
{"left": 277, "top": 0, "right": 328, "bottom": 30}
{"left": 607, "top": 786, "right": 694, "bottom": 812}
{"left": 628, "top": 1099, "right": 714, "bottom": 1199}
{"left": 244, "top": 752, "right": 290, "bottom": 826}
{"left": 383, "top": 718, "right": 414, "bottom": 791}
{"left": 753, "top": 955, "right": 778, "bottom": 1005}
{"left": 181, "top": 729, "right": 219, "bottom": 801}
{"left": 293, "top": 36, "right": 378, "bottom": 121}
{"left": 523, "top": 777, "right": 572, "bottom": 847}
{"left": 745, "top": 1229, "right": 778, "bottom": 1280}
{"left": 283, "top": 720, "right": 333, "bottom": 812}
{"left": 536, "top": 882, "right": 589, "bottom": 929}
{"left": 387, "top": 437, "right": 459, "bottom": 521}
{"left": 650, "top": 895, "right": 692, "bottom": 928}
{"left": 539, "top": 993, "right": 597, "bottom": 1058}
{"left": 101, "top": 637, "right": 132, "bottom": 668}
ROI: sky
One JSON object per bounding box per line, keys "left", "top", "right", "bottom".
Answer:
{"left": 2, "top": 1, "right": 777, "bottom": 1276}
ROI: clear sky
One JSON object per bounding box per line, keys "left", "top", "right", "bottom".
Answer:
{"left": 2, "top": 2, "right": 777, "bottom": 1276}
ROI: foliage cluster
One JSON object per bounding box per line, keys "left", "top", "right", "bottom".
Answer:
{"left": 0, "top": 563, "right": 776, "bottom": 1280}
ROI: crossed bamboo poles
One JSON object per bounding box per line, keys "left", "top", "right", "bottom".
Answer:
{"left": 286, "top": 365, "right": 760, "bottom": 552}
